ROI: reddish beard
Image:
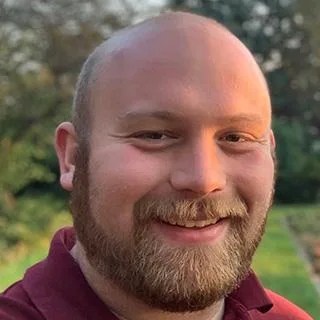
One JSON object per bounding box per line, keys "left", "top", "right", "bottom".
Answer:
{"left": 70, "top": 141, "right": 270, "bottom": 312}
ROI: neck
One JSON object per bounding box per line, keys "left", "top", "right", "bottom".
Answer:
{"left": 70, "top": 242, "right": 225, "bottom": 320}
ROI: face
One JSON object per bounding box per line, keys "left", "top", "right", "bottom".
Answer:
{"left": 70, "top": 19, "right": 275, "bottom": 313}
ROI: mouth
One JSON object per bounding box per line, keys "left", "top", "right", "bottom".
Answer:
{"left": 159, "top": 217, "right": 223, "bottom": 228}
{"left": 153, "top": 216, "right": 229, "bottom": 245}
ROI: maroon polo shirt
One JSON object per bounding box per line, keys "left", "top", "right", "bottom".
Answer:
{"left": 0, "top": 228, "right": 313, "bottom": 319}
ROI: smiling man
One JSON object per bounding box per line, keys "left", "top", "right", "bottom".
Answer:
{"left": 0, "top": 11, "right": 313, "bottom": 320}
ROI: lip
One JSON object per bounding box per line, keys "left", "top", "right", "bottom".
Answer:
{"left": 151, "top": 218, "right": 229, "bottom": 246}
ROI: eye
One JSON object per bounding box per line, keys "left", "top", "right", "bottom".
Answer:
{"left": 128, "top": 130, "right": 180, "bottom": 150}
{"left": 220, "top": 133, "right": 248, "bottom": 143}
{"left": 217, "top": 131, "right": 264, "bottom": 153}
{"left": 133, "top": 131, "right": 169, "bottom": 140}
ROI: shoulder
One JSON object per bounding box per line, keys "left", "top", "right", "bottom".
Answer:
{"left": 260, "top": 289, "right": 314, "bottom": 319}
{"left": 0, "top": 281, "right": 44, "bottom": 320}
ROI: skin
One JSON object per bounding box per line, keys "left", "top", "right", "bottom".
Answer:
{"left": 55, "top": 12, "right": 275, "bottom": 320}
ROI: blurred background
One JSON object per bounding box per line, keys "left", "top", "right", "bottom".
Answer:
{"left": 0, "top": 0, "right": 319, "bottom": 318}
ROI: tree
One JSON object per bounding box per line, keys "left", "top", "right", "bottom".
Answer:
{"left": 0, "top": 0, "right": 162, "bottom": 251}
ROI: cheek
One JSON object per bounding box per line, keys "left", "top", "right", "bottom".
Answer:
{"left": 228, "top": 150, "right": 275, "bottom": 207}
{"left": 88, "top": 145, "right": 170, "bottom": 230}
{"left": 227, "top": 150, "right": 274, "bottom": 241}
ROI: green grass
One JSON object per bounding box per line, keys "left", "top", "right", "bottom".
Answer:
{"left": 0, "top": 203, "right": 71, "bottom": 291}
{"left": 0, "top": 205, "right": 319, "bottom": 318}
{"left": 0, "top": 245, "right": 48, "bottom": 290}
{"left": 253, "top": 205, "right": 320, "bottom": 319}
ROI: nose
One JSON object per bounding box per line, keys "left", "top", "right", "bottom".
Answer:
{"left": 170, "top": 140, "right": 227, "bottom": 196}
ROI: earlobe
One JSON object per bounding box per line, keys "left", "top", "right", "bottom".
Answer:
{"left": 270, "top": 130, "right": 276, "bottom": 158}
{"left": 270, "top": 130, "right": 276, "bottom": 149}
{"left": 55, "top": 122, "right": 78, "bottom": 191}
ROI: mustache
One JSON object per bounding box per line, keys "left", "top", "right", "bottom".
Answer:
{"left": 134, "top": 196, "right": 248, "bottom": 223}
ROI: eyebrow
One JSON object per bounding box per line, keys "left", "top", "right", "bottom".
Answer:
{"left": 117, "top": 110, "right": 265, "bottom": 126}
{"left": 117, "top": 110, "right": 182, "bottom": 122}
{"left": 219, "top": 114, "right": 266, "bottom": 126}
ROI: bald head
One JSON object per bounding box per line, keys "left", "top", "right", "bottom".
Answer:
{"left": 72, "top": 12, "right": 270, "bottom": 140}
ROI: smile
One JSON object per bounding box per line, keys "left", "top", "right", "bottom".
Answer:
{"left": 153, "top": 217, "right": 229, "bottom": 245}
{"left": 160, "top": 217, "right": 221, "bottom": 228}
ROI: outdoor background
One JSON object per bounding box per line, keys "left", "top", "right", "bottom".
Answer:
{"left": 0, "top": 0, "right": 319, "bottom": 318}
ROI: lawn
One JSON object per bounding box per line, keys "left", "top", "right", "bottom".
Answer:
{"left": 0, "top": 244, "right": 48, "bottom": 290}
{"left": 0, "top": 205, "right": 319, "bottom": 318}
{"left": 252, "top": 205, "right": 320, "bottom": 319}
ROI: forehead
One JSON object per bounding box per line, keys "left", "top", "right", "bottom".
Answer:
{"left": 90, "top": 16, "right": 271, "bottom": 128}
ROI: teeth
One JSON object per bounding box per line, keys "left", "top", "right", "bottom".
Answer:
{"left": 168, "top": 218, "right": 177, "bottom": 225}
{"left": 162, "top": 217, "right": 220, "bottom": 228}
{"left": 184, "top": 221, "right": 195, "bottom": 227}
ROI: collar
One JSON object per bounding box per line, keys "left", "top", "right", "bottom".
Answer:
{"left": 23, "top": 227, "right": 117, "bottom": 320}
{"left": 228, "top": 271, "right": 273, "bottom": 313}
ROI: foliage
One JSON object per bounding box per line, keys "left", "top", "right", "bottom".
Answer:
{"left": 286, "top": 205, "right": 320, "bottom": 236}
{"left": 0, "top": 195, "right": 72, "bottom": 287}
{"left": 0, "top": 0, "right": 160, "bottom": 232}
{"left": 274, "top": 119, "right": 320, "bottom": 202}
{"left": 0, "top": 194, "right": 67, "bottom": 257}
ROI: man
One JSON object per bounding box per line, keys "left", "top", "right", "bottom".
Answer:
{"left": 0, "top": 11, "right": 313, "bottom": 320}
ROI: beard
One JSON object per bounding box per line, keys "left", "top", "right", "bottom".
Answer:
{"left": 70, "top": 141, "right": 272, "bottom": 313}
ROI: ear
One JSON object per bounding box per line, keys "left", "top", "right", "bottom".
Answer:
{"left": 270, "top": 130, "right": 276, "bottom": 160}
{"left": 55, "top": 122, "right": 78, "bottom": 191}
{"left": 269, "top": 129, "right": 276, "bottom": 154}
